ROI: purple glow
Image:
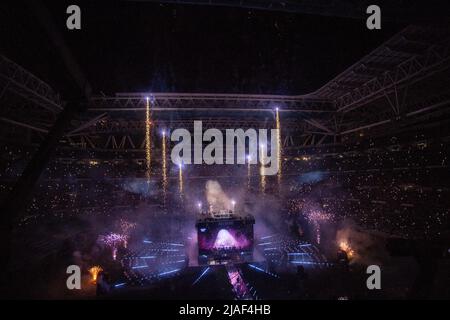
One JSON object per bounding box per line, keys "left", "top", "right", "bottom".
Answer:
{"left": 227, "top": 267, "right": 252, "bottom": 299}
{"left": 214, "top": 229, "right": 239, "bottom": 248}
{"left": 198, "top": 227, "right": 253, "bottom": 252}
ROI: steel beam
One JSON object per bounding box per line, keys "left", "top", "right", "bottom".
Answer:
{"left": 89, "top": 93, "right": 332, "bottom": 113}
{"left": 0, "top": 55, "right": 61, "bottom": 112}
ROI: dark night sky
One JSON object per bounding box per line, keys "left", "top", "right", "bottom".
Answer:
{"left": 0, "top": 1, "right": 409, "bottom": 96}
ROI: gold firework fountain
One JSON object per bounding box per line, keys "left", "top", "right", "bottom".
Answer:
{"left": 259, "top": 144, "right": 266, "bottom": 194}
{"left": 247, "top": 155, "right": 251, "bottom": 192}
{"left": 161, "top": 130, "right": 168, "bottom": 207}
{"left": 275, "top": 107, "right": 282, "bottom": 189}
{"left": 145, "top": 97, "right": 152, "bottom": 188}
{"left": 178, "top": 163, "right": 184, "bottom": 199}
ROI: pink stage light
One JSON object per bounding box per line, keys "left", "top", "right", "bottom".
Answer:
{"left": 213, "top": 229, "right": 238, "bottom": 248}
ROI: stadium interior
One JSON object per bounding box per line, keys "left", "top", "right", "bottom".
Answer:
{"left": 0, "top": 1, "right": 449, "bottom": 300}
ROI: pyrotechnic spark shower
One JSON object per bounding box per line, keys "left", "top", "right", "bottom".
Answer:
{"left": 275, "top": 108, "right": 282, "bottom": 187}
{"left": 314, "top": 222, "right": 321, "bottom": 244}
{"left": 304, "top": 209, "right": 333, "bottom": 245}
{"left": 88, "top": 266, "right": 103, "bottom": 284}
{"left": 120, "top": 219, "right": 137, "bottom": 235}
{"left": 259, "top": 144, "right": 266, "bottom": 193}
{"left": 100, "top": 233, "right": 128, "bottom": 260}
{"left": 145, "top": 96, "right": 152, "bottom": 183}
{"left": 119, "top": 219, "right": 136, "bottom": 247}
{"left": 339, "top": 240, "right": 355, "bottom": 259}
{"left": 178, "top": 163, "right": 184, "bottom": 199}
{"left": 162, "top": 130, "right": 168, "bottom": 206}
{"left": 247, "top": 155, "right": 251, "bottom": 191}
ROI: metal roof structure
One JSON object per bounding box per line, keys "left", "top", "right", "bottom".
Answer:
{"left": 2, "top": 25, "right": 450, "bottom": 154}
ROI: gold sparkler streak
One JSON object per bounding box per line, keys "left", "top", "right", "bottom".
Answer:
{"left": 145, "top": 98, "right": 152, "bottom": 183}
{"left": 247, "top": 159, "right": 251, "bottom": 192}
{"left": 178, "top": 164, "right": 184, "bottom": 199}
{"left": 276, "top": 108, "right": 282, "bottom": 188}
{"left": 259, "top": 145, "right": 266, "bottom": 194}
{"left": 315, "top": 222, "right": 321, "bottom": 244}
{"left": 162, "top": 131, "right": 167, "bottom": 206}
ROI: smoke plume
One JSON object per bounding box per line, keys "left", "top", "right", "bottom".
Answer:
{"left": 205, "top": 180, "right": 232, "bottom": 211}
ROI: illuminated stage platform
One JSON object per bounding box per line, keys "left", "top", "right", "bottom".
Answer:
{"left": 196, "top": 211, "right": 255, "bottom": 265}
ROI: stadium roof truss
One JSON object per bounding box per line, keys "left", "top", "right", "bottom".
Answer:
{"left": 1, "top": 25, "right": 450, "bottom": 153}
{"left": 0, "top": 55, "right": 62, "bottom": 144}
{"left": 314, "top": 25, "right": 450, "bottom": 137}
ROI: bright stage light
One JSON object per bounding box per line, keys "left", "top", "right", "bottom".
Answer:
{"left": 260, "top": 234, "right": 276, "bottom": 240}
{"left": 248, "top": 264, "right": 265, "bottom": 272}
{"left": 192, "top": 267, "right": 210, "bottom": 286}
{"left": 165, "top": 242, "right": 184, "bottom": 246}
{"left": 257, "top": 242, "right": 274, "bottom": 246}
{"left": 158, "top": 269, "right": 181, "bottom": 276}
{"left": 248, "top": 264, "right": 279, "bottom": 278}
{"left": 114, "top": 282, "right": 126, "bottom": 288}
{"left": 214, "top": 229, "right": 238, "bottom": 248}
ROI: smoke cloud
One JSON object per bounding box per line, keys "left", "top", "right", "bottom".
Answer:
{"left": 205, "top": 180, "right": 232, "bottom": 211}
{"left": 336, "top": 220, "right": 389, "bottom": 266}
